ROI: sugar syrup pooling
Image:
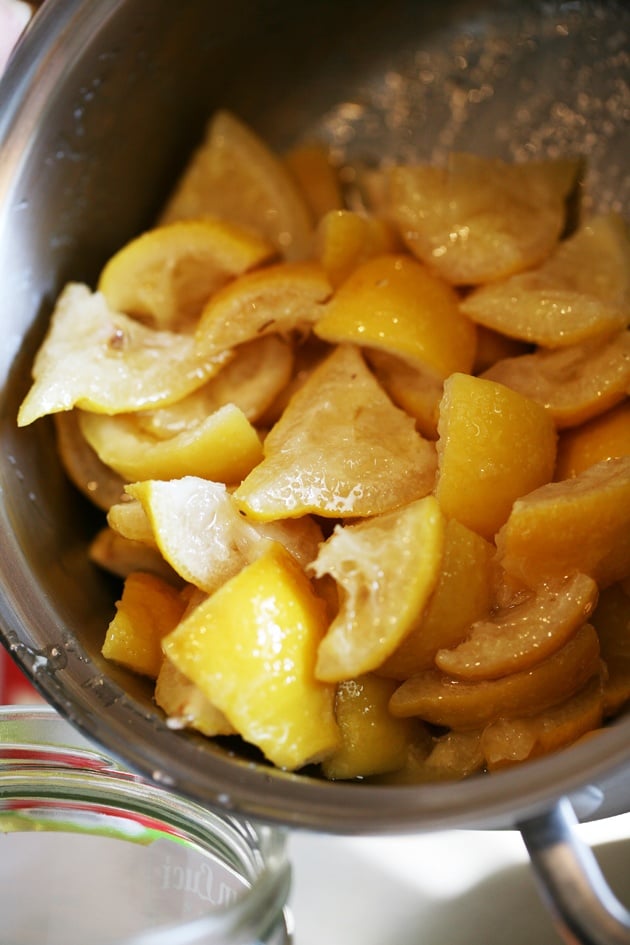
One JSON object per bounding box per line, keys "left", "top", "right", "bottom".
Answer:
{"left": 317, "top": 0, "right": 630, "bottom": 217}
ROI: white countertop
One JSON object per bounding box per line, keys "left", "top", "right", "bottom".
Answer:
{"left": 287, "top": 814, "right": 630, "bottom": 945}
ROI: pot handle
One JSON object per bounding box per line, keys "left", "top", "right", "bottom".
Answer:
{"left": 520, "top": 797, "right": 630, "bottom": 945}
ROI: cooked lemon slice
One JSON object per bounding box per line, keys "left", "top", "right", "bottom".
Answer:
{"left": 435, "top": 572, "right": 599, "bottom": 680}
{"left": 310, "top": 495, "right": 445, "bottom": 682}
{"left": 89, "top": 527, "right": 178, "bottom": 583}
{"left": 160, "top": 110, "right": 314, "bottom": 261}
{"left": 98, "top": 218, "right": 274, "bottom": 331}
{"left": 155, "top": 658, "right": 236, "bottom": 737}
{"left": 389, "top": 623, "right": 601, "bottom": 729}
{"left": 133, "top": 335, "right": 293, "bottom": 438}
{"left": 388, "top": 154, "right": 579, "bottom": 284}
{"left": 284, "top": 142, "right": 343, "bottom": 223}
{"left": 78, "top": 402, "right": 263, "bottom": 484}
{"left": 461, "top": 214, "right": 630, "bottom": 346}
{"left": 315, "top": 254, "right": 476, "bottom": 379}
{"left": 496, "top": 456, "right": 630, "bottom": 589}
{"left": 17, "top": 283, "right": 229, "bottom": 427}
{"left": 233, "top": 344, "right": 438, "bottom": 520}
{"left": 435, "top": 372, "right": 557, "bottom": 541}
{"left": 316, "top": 209, "right": 400, "bottom": 287}
{"left": 482, "top": 330, "right": 630, "bottom": 429}
{"left": 126, "top": 478, "right": 263, "bottom": 594}
{"left": 54, "top": 411, "right": 126, "bottom": 511}
{"left": 162, "top": 543, "right": 340, "bottom": 770}
{"left": 102, "top": 571, "right": 187, "bottom": 679}
{"left": 555, "top": 401, "right": 630, "bottom": 480}
{"left": 195, "top": 260, "right": 332, "bottom": 357}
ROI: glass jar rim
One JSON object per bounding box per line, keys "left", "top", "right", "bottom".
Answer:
{"left": 0, "top": 704, "right": 291, "bottom": 945}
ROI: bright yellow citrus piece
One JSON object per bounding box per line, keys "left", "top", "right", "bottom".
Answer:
{"left": 284, "top": 142, "right": 343, "bottom": 222}
{"left": 482, "top": 330, "right": 630, "bottom": 429}
{"left": 195, "top": 260, "right": 332, "bottom": 357}
{"left": 102, "top": 571, "right": 187, "bottom": 679}
{"left": 388, "top": 154, "right": 579, "bottom": 284}
{"left": 17, "top": 283, "right": 229, "bottom": 427}
{"left": 555, "top": 400, "right": 630, "bottom": 480}
{"left": 155, "top": 658, "right": 236, "bottom": 738}
{"left": 159, "top": 110, "right": 314, "bottom": 260}
{"left": 460, "top": 214, "right": 630, "bottom": 346}
{"left": 78, "top": 402, "right": 263, "bottom": 483}
{"left": 316, "top": 209, "right": 400, "bottom": 287}
{"left": 310, "top": 495, "right": 445, "bottom": 682}
{"left": 496, "top": 456, "right": 630, "bottom": 589}
{"left": 97, "top": 218, "right": 274, "bottom": 332}
{"left": 133, "top": 335, "right": 293, "bottom": 438}
{"left": 162, "top": 543, "right": 340, "bottom": 770}
{"left": 233, "top": 344, "right": 438, "bottom": 520}
{"left": 321, "top": 675, "right": 416, "bottom": 779}
{"left": 315, "top": 254, "right": 476, "bottom": 379}
{"left": 378, "top": 519, "right": 495, "bottom": 679}
{"left": 435, "top": 373, "right": 557, "bottom": 541}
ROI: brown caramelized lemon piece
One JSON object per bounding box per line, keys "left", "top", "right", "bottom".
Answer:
{"left": 159, "top": 110, "right": 314, "bottom": 260}
{"left": 195, "top": 261, "right": 332, "bottom": 356}
{"left": 435, "top": 373, "right": 557, "bottom": 541}
{"left": 234, "top": 344, "right": 437, "bottom": 520}
{"left": 162, "top": 544, "right": 340, "bottom": 770}
{"left": 481, "top": 673, "right": 604, "bottom": 770}
{"left": 497, "top": 456, "right": 630, "bottom": 589}
{"left": 315, "top": 254, "right": 476, "bottom": 379}
{"left": 134, "top": 335, "right": 293, "bottom": 437}
{"left": 555, "top": 401, "right": 630, "bottom": 480}
{"left": 322, "top": 675, "right": 416, "bottom": 780}
{"left": 379, "top": 519, "right": 494, "bottom": 679}
{"left": 284, "top": 143, "right": 344, "bottom": 222}
{"left": 388, "top": 154, "right": 579, "bottom": 285}
{"left": 97, "top": 219, "right": 274, "bottom": 331}
{"left": 435, "top": 572, "right": 599, "bottom": 680}
{"left": 316, "top": 210, "right": 400, "bottom": 288}
{"left": 591, "top": 583, "right": 630, "bottom": 717}
{"left": 17, "top": 284, "right": 229, "bottom": 427}
{"left": 310, "top": 496, "right": 445, "bottom": 682}
{"left": 461, "top": 214, "right": 630, "bottom": 347}
{"left": 389, "top": 623, "right": 600, "bottom": 729}
{"left": 79, "top": 403, "right": 263, "bottom": 484}
{"left": 365, "top": 349, "right": 443, "bottom": 440}
{"left": 482, "top": 331, "right": 630, "bottom": 429}
{"left": 102, "top": 572, "right": 187, "bottom": 679}
{"left": 89, "top": 527, "right": 180, "bottom": 583}
{"left": 155, "top": 658, "right": 237, "bottom": 738}
{"left": 54, "top": 411, "right": 126, "bottom": 511}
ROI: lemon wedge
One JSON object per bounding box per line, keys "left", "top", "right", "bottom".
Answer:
{"left": 233, "top": 344, "right": 437, "bottom": 520}
{"left": 160, "top": 110, "right": 314, "bottom": 261}
{"left": 98, "top": 218, "right": 274, "bottom": 331}
{"left": 388, "top": 154, "right": 579, "bottom": 284}
{"left": 311, "top": 495, "right": 445, "bottom": 682}
{"left": 17, "top": 283, "right": 228, "bottom": 426}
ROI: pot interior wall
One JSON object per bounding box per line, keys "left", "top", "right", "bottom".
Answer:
{"left": 0, "top": 0, "right": 629, "bottom": 831}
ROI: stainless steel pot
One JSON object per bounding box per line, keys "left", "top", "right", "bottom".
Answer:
{"left": 0, "top": 1, "right": 628, "bottom": 942}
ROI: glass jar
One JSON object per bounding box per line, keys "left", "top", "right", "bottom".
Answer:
{"left": 0, "top": 705, "right": 292, "bottom": 945}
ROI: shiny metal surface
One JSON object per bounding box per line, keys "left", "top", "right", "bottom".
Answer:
{"left": 0, "top": 0, "right": 629, "bottom": 841}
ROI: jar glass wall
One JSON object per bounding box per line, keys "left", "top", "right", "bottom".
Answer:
{"left": 0, "top": 705, "right": 292, "bottom": 945}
